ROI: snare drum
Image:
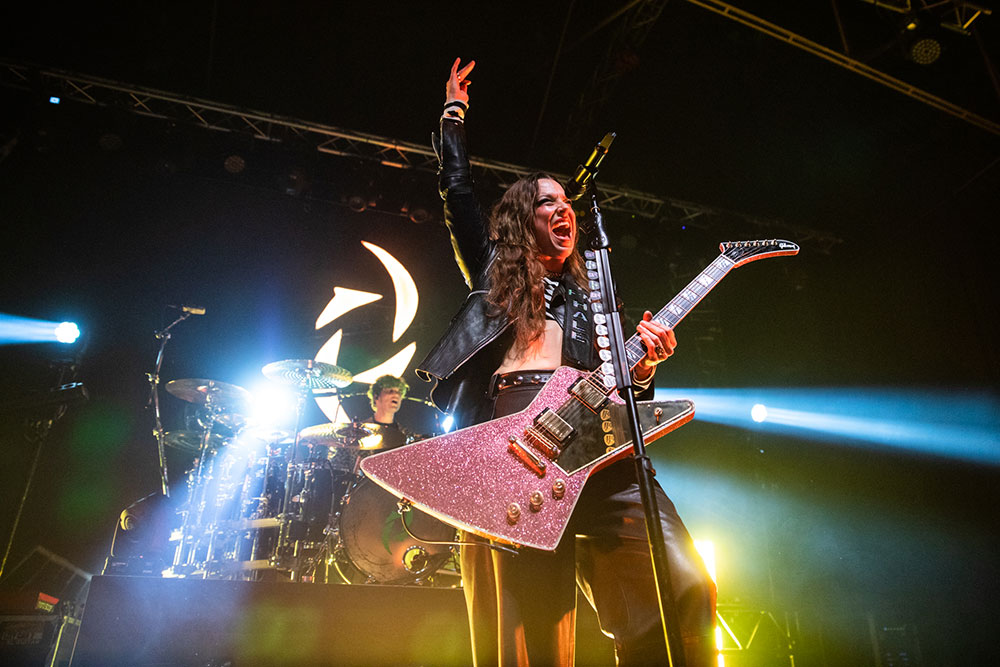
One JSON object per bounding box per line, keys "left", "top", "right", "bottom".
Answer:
{"left": 334, "top": 477, "right": 456, "bottom": 584}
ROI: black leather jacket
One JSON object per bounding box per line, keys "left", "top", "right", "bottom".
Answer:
{"left": 415, "top": 119, "right": 597, "bottom": 425}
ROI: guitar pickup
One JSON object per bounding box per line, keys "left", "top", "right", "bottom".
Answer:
{"left": 534, "top": 408, "right": 574, "bottom": 443}
{"left": 569, "top": 377, "right": 609, "bottom": 412}
{"left": 508, "top": 436, "right": 546, "bottom": 478}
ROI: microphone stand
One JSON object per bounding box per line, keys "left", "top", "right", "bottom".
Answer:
{"left": 587, "top": 187, "right": 686, "bottom": 667}
{"left": 0, "top": 362, "right": 85, "bottom": 580}
{"left": 147, "top": 311, "right": 193, "bottom": 497}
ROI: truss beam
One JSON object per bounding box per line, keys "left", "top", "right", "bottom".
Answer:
{"left": 686, "top": 0, "right": 1000, "bottom": 136}
{"left": 1, "top": 60, "right": 841, "bottom": 251}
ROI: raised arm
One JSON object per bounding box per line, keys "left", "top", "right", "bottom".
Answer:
{"left": 436, "top": 58, "right": 491, "bottom": 287}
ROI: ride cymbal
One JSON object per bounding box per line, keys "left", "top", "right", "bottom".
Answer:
{"left": 165, "top": 379, "right": 253, "bottom": 409}
{"left": 261, "top": 359, "right": 353, "bottom": 389}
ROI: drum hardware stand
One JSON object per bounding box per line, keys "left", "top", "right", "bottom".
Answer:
{"left": 587, "top": 183, "right": 686, "bottom": 666}
{"left": 259, "top": 359, "right": 352, "bottom": 581}
{"left": 172, "top": 399, "right": 224, "bottom": 574}
{"left": 0, "top": 365, "right": 87, "bottom": 580}
{"left": 274, "top": 384, "right": 310, "bottom": 580}
{"left": 147, "top": 309, "right": 197, "bottom": 498}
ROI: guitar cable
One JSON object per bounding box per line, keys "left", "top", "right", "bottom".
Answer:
{"left": 396, "top": 500, "right": 520, "bottom": 556}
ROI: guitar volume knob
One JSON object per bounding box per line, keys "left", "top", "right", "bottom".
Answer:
{"left": 529, "top": 491, "right": 544, "bottom": 512}
{"left": 507, "top": 503, "right": 522, "bottom": 524}
{"left": 552, "top": 479, "right": 566, "bottom": 500}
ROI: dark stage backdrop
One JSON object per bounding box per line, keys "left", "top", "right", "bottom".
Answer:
{"left": 1, "top": 77, "right": 998, "bottom": 664}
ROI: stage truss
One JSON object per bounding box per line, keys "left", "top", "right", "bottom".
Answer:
{"left": 1, "top": 60, "right": 842, "bottom": 252}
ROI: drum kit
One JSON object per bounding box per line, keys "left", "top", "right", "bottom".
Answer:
{"left": 160, "top": 359, "right": 457, "bottom": 586}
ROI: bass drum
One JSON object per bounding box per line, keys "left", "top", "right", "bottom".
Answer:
{"left": 334, "top": 477, "right": 456, "bottom": 584}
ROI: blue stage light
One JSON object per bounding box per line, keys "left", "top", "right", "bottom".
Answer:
{"left": 656, "top": 387, "right": 1000, "bottom": 465}
{"left": 441, "top": 414, "right": 455, "bottom": 433}
{"left": 49, "top": 96, "right": 60, "bottom": 104}
{"left": 55, "top": 321, "right": 81, "bottom": 344}
{"left": 0, "top": 313, "right": 82, "bottom": 345}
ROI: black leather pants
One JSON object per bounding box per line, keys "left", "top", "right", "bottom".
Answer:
{"left": 460, "top": 382, "right": 718, "bottom": 666}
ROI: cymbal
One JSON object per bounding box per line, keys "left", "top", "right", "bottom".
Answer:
{"left": 334, "top": 394, "right": 444, "bottom": 437}
{"left": 163, "top": 430, "right": 227, "bottom": 455}
{"left": 336, "top": 423, "right": 374, "bottom": 441}
{"left": 355, "top": 423, "right": 408, "bottom": 451}
{"left": 298, "top": 422, "right": 364, "bottom": 447}
{"left": 261, "top": 359, "right": 353, "bottom": 389}
{"left": 165, "top": 379, "right": 252, "bottom": 409}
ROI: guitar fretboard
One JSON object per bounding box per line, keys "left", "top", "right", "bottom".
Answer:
{"left": 587, "top": 252, "right": 736, "bottom": 393}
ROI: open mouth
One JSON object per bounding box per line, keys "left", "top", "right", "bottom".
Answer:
{"left": 552, "top": 219, "right": 574, "bottom": 242}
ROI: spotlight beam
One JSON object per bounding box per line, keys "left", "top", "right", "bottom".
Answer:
{"left": 656, "top": 387, "right": 1000, "bottom": 465}
{"left": 0, "top": 313, "right": 80, "bottom": 345}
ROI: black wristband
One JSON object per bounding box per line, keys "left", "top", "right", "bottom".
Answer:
{"left": 443, "top": 100, "right": 469, "bottom": 112}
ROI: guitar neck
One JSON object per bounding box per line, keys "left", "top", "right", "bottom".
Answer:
{"left": 589, "top": 252, "right": 736, "bottom": 387}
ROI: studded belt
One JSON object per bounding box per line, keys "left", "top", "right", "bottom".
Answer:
{"left": 488, "top": 370, "right": 554, "bottom": 398}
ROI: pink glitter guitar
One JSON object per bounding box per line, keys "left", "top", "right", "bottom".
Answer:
{"left": 361, "top": 240, "right": 799, "bottom": 550}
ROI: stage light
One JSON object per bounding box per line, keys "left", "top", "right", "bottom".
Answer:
{"left": 54, "top": 322, "right": 80, "bottom": 344}
{"left": 909, "top": 37, "right": 942, "bottom": 64}
{"left": 694, "top": 539, "right": 717, "bottom": 583}
{"left": 750, "top": 404, "right": 768, "bottom": 423}
{"left": 48, "top": 96, "right": 60, "bottom": 104}
{"left": 0, "top": 313, "right": 82, "bottom": 345}
{"left": 223, "top": 155, "right": 246, "bottom": 174}
{"left": 441, "top": 414, "right": 455, "bottom": 433}
{"left": 899, "top": 14, "right": 944, "bottom": 65}
{"left": 655, "top": 387, "right": 1000, "bottom": 465}
{"left": 245, "top": 382, "right": 299, "bottom": 430}
{"left": 345, "top": 194, "right": 368, "bottom": 212}
{"left": 693, "top": 540, "right": 724, "bottom": 666}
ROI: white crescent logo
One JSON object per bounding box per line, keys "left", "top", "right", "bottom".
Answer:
{"left": 313, "top": 241, "right": 419, "bottom": 423}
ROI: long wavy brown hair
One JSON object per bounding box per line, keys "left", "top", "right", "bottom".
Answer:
{"left": 486, "top": 172, "right": 587, "bottom": 356}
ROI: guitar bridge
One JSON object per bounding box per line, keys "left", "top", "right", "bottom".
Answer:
{"left": 507, "top": 436, "right": 547, "bottom": 477}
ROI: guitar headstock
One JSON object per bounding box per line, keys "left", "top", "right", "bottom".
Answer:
{"left": 720, "top": 240, "right": 800, "bottom": 268}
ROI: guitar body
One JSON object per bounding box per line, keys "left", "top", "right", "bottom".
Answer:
{"left": 361, "top": 366, "right": 694, "bottom": 551}
{"left": 360, "top": 239, "right": 799, "bottom": 550}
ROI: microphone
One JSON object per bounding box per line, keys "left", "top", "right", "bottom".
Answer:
{"left": 169, "top": 304, "right": 206, "bottom": 315}
{"left": 564, "top": 132, "right": 615, "bottom": 201}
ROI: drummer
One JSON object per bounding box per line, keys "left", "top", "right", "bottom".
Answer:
{"left": 360, "top": 374, "right": 411, "bottom": 451}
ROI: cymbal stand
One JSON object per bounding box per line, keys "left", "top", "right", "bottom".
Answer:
{"left": 276, "top": 382, "right": 312, "bottom": 580}
{"left": 172, "top": 396, "right": 221, "bottom": 573}
{"left": 260, "top": 358, "right": 353, "bottom": 580}
{"left": 147, "top": 311, "right": 195, "bottom": 498}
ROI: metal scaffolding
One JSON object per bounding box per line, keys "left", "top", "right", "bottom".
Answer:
{"left": 1, "top": 60, "right": 842, "bottom": 252}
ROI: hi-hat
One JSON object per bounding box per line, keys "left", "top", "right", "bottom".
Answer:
{"left": 261, "top": 359, "right": 353, "bottom": 390}
{"left": 165, "top": 379, "right": 253, "bottom": 409}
